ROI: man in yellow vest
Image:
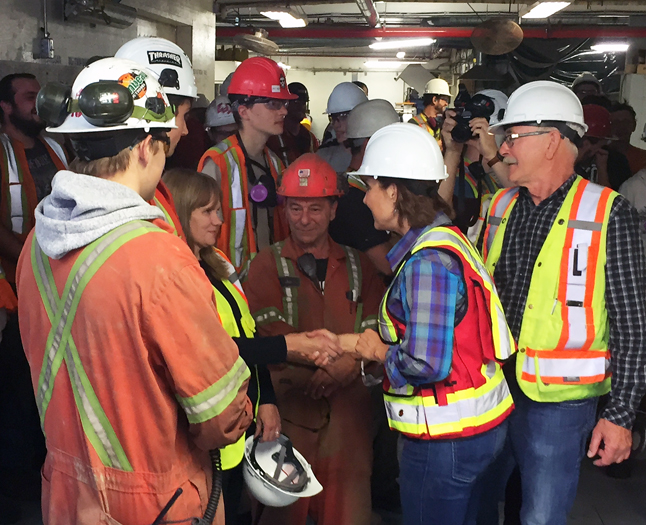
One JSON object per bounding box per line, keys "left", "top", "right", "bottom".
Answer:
{"left": 480, "top": 81, "right": 646, "bottom": 525}
{"left": 408, "top": 77, "right": 451, "bottom": 149}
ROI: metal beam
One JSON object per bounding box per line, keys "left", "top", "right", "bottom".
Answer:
{"left": 355, "top": 0, "right": 380, "bottom": 27}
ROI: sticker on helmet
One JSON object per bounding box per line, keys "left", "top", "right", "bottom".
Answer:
{"left": 272, "top": 85, "right": 281, "bottom": 93}
{"left": 299, "top": 178, "right": 308, "bottom": 187}
{"left": 217, "top": 102, "right": 232, "bottom": 115}
{"left": 279, "top": 76, "right": 286, "bottom": 89}
{"left": 119, "top": 72, "right": 147, "bottom": 100}
{"left": 298, "top": 169, "right": 310, "bottom": 178}
{"left": 147, "top": 51, "right": 183, "bottom": 68}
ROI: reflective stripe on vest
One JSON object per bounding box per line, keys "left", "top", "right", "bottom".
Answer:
{"left": 153, "top": 196, "right": 178, "bottom": 236}
{"left": 483, "top": 177, "right": 616, "bottom": 402}
{"left": 0, "top": 134, "right": 67, "bottom": 234}
{"left": 379, "top": 225, "right": 515, "bottom": 438}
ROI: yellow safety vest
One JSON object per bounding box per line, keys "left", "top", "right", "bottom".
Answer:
{"left": 411, "top": 113, "right": 443, "bottom": 150}
{"left": 483, "top": 176, "right": 616, "bottom": 402}
{"left": 210, "top": 249, "right": 257, "bottom": 470}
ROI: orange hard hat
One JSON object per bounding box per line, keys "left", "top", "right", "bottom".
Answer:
{"left": 278, "top": 153, "right": 343, "bottom": 198}
{"left": 583, "top": 104, "right": 612, "bottom": 139}
{"left": 228, "top": 57, "right": 298, "bottom": 100}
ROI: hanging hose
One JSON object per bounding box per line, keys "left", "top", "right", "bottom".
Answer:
{"left": 192, "top": 449, "right": 223, "bottom": 525}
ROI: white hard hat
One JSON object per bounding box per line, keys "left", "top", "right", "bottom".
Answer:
{"left": 42, "top": 57, "right": 176, "bottom": 134}
{"left": 325, "top": 82, "right": 368, "bottom": 115}
{"left": 348, "top": 123, "right": 448, "bottom": 181}
{"left": 489, "top": 81, "right": 588, "bottom": 138}
{"left": 205, "top": 96, "right": 235, "bottom": 128}
{"left": 571, "top": 72, "right": 602, "bottom": 93}
{"left": 243, "top": 435, "right": 323, "bottom": 507}
{"left": 424, "top": 78, "right": 451, "bottom": 97}
{"left": 476, "top": 89, "right": 508, "bottom": 126}
{"left": 115, "top": 37, "right": 198, "bottom": 99}
{"left": 346, "top": 99, "right": 400, "bottom": 140}
{"left": 642, "top": 122, "right": 646, "bottom": 142}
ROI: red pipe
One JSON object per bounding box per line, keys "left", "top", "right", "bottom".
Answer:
{"left": 217, "top": 26, "right": 646, "bottom": 39}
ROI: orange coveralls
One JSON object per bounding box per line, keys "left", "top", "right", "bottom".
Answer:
{"left": 244, "top": 235, "right": 384, "bottom": 525}
{"left": 17, "top": 218, "right": 252, "bottom": 525}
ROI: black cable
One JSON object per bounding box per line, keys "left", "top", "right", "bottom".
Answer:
{"left": 199, "top": 449, "right": 223, "bottom": 525}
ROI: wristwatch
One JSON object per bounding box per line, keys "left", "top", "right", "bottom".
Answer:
{"left": 487, "top": 152, "right": 504, "bottom": 168}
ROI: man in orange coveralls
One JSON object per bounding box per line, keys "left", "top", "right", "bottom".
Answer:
{"left": 17, "top": 57, "right": 252, "bottom": 525}
{"left": 245, "top": 153, "right": 385, "bottom": 525}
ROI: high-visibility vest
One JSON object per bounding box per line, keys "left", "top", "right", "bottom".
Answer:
{"left": 483, "top": 176, "right": 616, "bottom": 402}
{"left": 252, "top": 240, "right": 377, "bottom": 333}
{"left": 379, "top": 225, "right": 515, "bottom": 440}
{"left": 152, "top": 182, "right": 184, "bottom": 239}
{"left": 210, "top": 248, "right": 257, "bottom": 470}
{"left": 411, "top": 113, "right": 443, "bottom": 150}
{"left": 197, "top": 135, "right": 289, "bottom": 275}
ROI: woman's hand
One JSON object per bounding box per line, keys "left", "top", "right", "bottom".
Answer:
{"left": 356, "top": 329, "right": 389, "bottom": 363}
{"left": 255, "top": 403, "right": 282, "bottom": 442}
{"left": 285, "top": 330, "right": 342, "bottom": 366}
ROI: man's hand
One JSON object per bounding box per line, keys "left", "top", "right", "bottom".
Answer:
{"left": 304, "top": 368, "right": 341, "bottom": 400}
{"left": 441, "top": 110, "right": 463, "bottom": 155}
{"left": 355, "top": 329, "right": 389, "bottom": 363}
{"left": 255, "top": 403, "right": 282, "bottom": 442}
{"left": 587, "top": 418, "right": 632, "bottom": 466}
{"left": 285, "top": 330, "right": 342, "bottom": 367}
{"left": 594, "top": 147, "right": 610, "bottom": 187}
{"left": 469, "top": 117, "right": 499, "bottom": 161}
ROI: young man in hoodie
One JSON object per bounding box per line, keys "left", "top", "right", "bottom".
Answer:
{"left": 17, "top": 57, "right": 252, "bottom": 525}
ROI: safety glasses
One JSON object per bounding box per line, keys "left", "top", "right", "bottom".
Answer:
{"left": 247, "top": 98, "right": 289, "bottom": 111}
{"left": 503, "top": 130, "right": 553, "bottom": 148}
{"left": 330, "top": 112, "right": 350, "bottom": 123}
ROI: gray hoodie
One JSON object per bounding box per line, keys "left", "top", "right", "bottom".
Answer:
{"left": 35, "top": 170, "right": 165, "bottom": 260}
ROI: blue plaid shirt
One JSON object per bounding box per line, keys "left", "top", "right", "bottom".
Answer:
{"left": 384, "top": 214, "right": 467, "bottom": 389}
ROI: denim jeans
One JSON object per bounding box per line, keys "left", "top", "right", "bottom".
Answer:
{"left": 399, "top": 420, "right": 508, "bottom": 525}
{"left": 477, "top": 386, "right": 598, "bottom": 525}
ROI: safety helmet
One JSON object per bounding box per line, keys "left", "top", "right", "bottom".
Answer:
{"left": 220, "top": 72, "right": 235, "bottom": 97}
{"left": 37, "top": 57, "right": 175, "bottom": 134}
{"left": 489, "top": 81, "right": 587, "bottom": 138}
{"left": 571, "top": 72, "right": 602, "bottom": 94}
{"left": 227, "top": 57, "right": 297, "bottom": 100}
{"left": 346, "top": 99, "right": 400, "bottom": 140}
{"left": 583, "top": 104, "right": 612, "bottom": 139}
{"left": 642, "top": 122, "right": 646, "bottom": 142}
{"left": 476, "top": 89, "right": 508, "bottom": 126}
{"left": 288, "top": 82, "right": 309, "bottom": 102}
{"left": 243, "top": 435, "right": 323, "bottom": 507}
{"left": 205, "top": 95, "right": 235, "bottom": 128}
{"left": 325, "top": 82, "right": 368, "bottom": 115}
{"left": 424, "top": 78, "right": 451, "bottom": 97}
{"left": 278, "top": 153, "right": 342, "bottom": 198}
{"left": 349, "top": 123, "right": 447, "bottom": 181}
{"left": 115, "top": 37, "right": 198, "bottom": 99}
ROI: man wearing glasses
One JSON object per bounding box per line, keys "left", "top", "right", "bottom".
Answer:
{"left": 408, "top": 77, "right": 451, "bottom": 149}
{"left": 479, "top": 80, "right": 646, "bottom": 525}
{"left": 198, "top": 57, "right": 295, "bottom": 276}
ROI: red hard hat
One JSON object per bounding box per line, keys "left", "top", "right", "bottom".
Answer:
{"left": 583, "top": 104, "right": 612, "bottom": 139}
{"left": 278, "top": 154, "right": 343, "bottom": 198}
{"left": 228, "top": 57, "right": 298, "bottom": 100}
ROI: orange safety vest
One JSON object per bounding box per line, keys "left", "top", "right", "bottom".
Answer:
{"left": 152, "top": 180, "right": 184, "bottom": 239}
{"left": 197, "top": 135, "right": 289, "bottom": 275}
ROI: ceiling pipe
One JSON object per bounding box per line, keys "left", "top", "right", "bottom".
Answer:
{"left": 355, "top": 0, "right": 380, "bottom": 28}
{"left": 217, "top": 26, "right": 646, "bottom": 39}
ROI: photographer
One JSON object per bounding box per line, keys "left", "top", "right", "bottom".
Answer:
{"left": 441, "top": 88, "right": 512, "bottom": 244}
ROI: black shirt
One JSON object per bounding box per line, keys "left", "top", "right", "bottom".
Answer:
{"left": 25, "top": 139, "right": 58, "bottom": 201}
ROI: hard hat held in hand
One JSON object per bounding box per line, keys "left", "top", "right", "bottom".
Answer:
{"left": 583, "top": 104, "right": 613, "bottom": 139}
{"left": 348, "top": 123, "right": 448, "bottom": 181}
{"left": 38, "top": 57, "right": 176, "bottom": 134}
{"left": 489, "top": 80, "right": 587, "bottom": 137}
{"left": 205, "top": 96, "right": 235, "bottom": 128}
{"left": 228, "top": 57, "right": 298, "bottom": 100}
{"left": 347, "top": 99, "right": 400, "bottom": 140}
{"left": 115, "top": 37, "right": 198, "bottom": 99}
{"left": 476, "top": 89, "right": 508, "bottom": 126}
{"left": 424, "top": 78, "right": 451, "bottom": 97}
{"left": 325, "top": 82, "right": 368, "bottom": 114}
{"left": 243, "top": 434, "right": 323, "bottom": 507}
{"left": 278, "top": 153, "right": 343, "bottom": 198}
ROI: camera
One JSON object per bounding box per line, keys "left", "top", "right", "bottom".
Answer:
{"left": 450, "top": 84, "right": 496, "bottom": 143}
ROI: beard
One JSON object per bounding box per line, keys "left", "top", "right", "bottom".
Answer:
{"left": 9, "top": 110, "right": 46, "bottom": 139}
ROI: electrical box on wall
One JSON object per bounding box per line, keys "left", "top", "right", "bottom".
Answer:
{"left": 39, "top": 37, "right": 55, "bottom": 59}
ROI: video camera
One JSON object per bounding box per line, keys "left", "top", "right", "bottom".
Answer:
{"left": 450, "top": 84, "right": 496, "bottom": 143}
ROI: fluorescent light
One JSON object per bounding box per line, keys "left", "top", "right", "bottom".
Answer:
{"left": 277, "top": 62, "right": 291, "bottom": 70}
{"left": 383, "top": 18, "right": 405, "bottom": 24}
{"left": 591, "top": 43, "right": 629, "bottom": 53}
{"left": 369, "top": 38, "right": 435, "bottom": 50}
{"left": 521, "top": 1, "right": 570, "bottom": 19}
{"left": 260, "top": 10, "right": 307, "bottom": 28}
{"left": 396, "top": 51, "right": 406, "bottom": 59}
{"left": 365, "top": 60, "right": 425, "bottom": 69}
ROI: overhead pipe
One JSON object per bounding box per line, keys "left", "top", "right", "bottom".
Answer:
{"left": 217, "top": 26, "right": 646, "bottom": 40}
{"left": 355, "top": 0, "right": 380, "bottom": 28}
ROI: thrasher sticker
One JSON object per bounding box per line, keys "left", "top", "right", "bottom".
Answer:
{"left": 147, "top": 51, "right": 183, "bottom": 68}
{"left": 119, "top": 71, "right": 147, "bottom": 100}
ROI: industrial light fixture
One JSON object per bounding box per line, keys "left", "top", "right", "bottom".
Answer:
{"left": 365, "top": 60, "right": 426, "bottom": 69}
{"left": 260, "top": 10, "right": 307, "bottom": 28}
{"left": 591, "top": 43, "right": 629, "bottom": 53}
{"left": 369, "top": 38, "right": 435, "bottom": 50}
{"left": 396, "top": 51, "right": 406, "bottom": 59}
{"left": 521, "top": 1, "right": 571, "bottom": 19}
{"left": 277, "top": 61, "right": 291, "bottom": 70}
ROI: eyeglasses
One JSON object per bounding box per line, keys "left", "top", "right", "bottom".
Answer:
{"left": 330, "top": 112, "right": 350, "bottom": 123}
{"left": 503, "top": 130, "right": 553, "bottom": 148}
{"left": 247, "top": 98, "right": 289, "bottom": 111}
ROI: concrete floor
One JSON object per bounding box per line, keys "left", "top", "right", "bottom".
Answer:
{"left": 11, "top": 458, "right": 646, "bottom": 525}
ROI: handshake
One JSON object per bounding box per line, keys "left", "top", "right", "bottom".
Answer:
{"left": 285, "top": 329, "right": 389, "bottom": 366}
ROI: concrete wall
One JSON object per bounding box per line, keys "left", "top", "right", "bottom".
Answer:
{"left": 622, "top": 74, "right": 646, "bottom": 150}
{"left": 0, "top": 0, "right": 216, "bottom": 95}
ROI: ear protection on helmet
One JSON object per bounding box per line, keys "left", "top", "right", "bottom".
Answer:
{"left": 37, "top": 81, "right": 174, "bottom": 128}
{"left": 158, "top": 68, "right": 180, "bottom": 91}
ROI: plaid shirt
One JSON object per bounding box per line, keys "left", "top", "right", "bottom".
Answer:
{"left": 384, "top": 214, "right": 467, "bottom": 389}
{"left": 494, "top": 174, "right": 646, "bottom": 428}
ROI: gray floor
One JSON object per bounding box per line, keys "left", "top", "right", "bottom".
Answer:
{"left": 12, "top": 458, "right": 646, "bottom": 525}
